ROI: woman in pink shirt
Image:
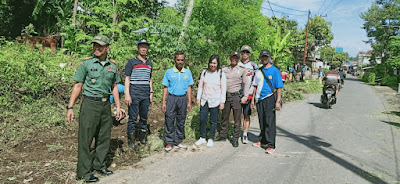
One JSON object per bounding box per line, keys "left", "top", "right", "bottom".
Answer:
{"left": 195, "top": 55, "right": 227, "bottom": 147}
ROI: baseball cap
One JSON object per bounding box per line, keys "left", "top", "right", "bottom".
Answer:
{"left": 240, "top": 45, "right": 251, "bottom": 53}
{"left": 230, "top": 51, "right": 240, "bottom": 57}
{"left": 91, "top": 35, "right": 110, "bottom": 46}
{"left": 137, "top": 39, "right": 150, "bottom": 46}
{"left": 259, "top": 49, "right": 271, "bottom": 57}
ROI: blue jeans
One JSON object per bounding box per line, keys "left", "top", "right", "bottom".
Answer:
{"left": 199, "top": 102, "right": 219, "bottom": 139}
{"left": 127, "top": 95, "right": 150, "bottom": 134}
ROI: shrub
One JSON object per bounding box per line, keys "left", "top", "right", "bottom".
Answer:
{"left": 381, "top": 75, "right": 398, "bottom": 87}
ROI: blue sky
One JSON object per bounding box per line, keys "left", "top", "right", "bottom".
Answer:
{"left": 165, "top": 0, "right": 374, "bottom": 57}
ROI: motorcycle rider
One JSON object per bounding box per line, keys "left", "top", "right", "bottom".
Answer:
{"left": 323, "top": 66, "right": 341, "bottom": 96}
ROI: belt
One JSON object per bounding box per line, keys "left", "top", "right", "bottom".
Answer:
{"left": 168, "top": 93, "right": 186, "bottom": 97}
{"left": 227, "top": 91, "right": 241, "bottom": 97}
{"left": 85, "top": 95, "right": 109, "bottom": 102}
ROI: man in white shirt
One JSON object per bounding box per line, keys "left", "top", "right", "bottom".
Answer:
{"left": 238, "top": 45, "right": 258, "bottom": 144}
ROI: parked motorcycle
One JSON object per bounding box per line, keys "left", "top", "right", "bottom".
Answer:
{"left": 321, "top": 84, "right": 337, "bottom": 109}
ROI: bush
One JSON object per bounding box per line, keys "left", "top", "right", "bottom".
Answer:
{"left": 362, "top": 72, "right": 376, "bottom": 85}
{"left": 381, "top": 75, "right": 398, "bottom": 87}
{"left": 0, "top": 42, "right": 79, "bottom": 147}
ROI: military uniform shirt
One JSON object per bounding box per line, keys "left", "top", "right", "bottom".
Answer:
{"left": 73, "top": 57, "right": 122, "bottom": 97}
{"left": 222, "top": 64, "right": 250, "bottom": 101}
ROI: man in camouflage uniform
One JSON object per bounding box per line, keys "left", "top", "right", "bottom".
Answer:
{"left": 66, "top": 35, "right": 122, "bottom": 182}
{"left": 216, "top": 51, "right": 250, "bottom": 147}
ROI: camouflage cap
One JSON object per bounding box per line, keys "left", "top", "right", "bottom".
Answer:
{"left": 240, "top": 45, "right": 251, "bottom": 53}
{"left": 91, "top": 35, "right": 110, "bottom": 46}
{"left": 230, "top": 51, "right": 240, "bottom": 57}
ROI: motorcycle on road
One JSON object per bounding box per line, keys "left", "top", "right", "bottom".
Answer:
{"left": 321, "top": 84, "right": 337, "bottom": 109}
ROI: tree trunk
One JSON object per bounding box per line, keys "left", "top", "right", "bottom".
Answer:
{"left": 112, "top": 0, "right": 118, "bottom": 24}
{"left": 179, "top": 0, "right": 194, "bottom": 41}
{"left": 72, "top": 0, "right": 79, "bottom": 26}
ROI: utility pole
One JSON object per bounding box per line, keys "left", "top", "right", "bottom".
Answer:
{"left": 302, "top": 10, "right": 311, "bottom": 66}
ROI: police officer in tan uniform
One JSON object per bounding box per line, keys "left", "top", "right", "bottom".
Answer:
{"left": 216, "top": 51, "right": 250, "bottom": 147}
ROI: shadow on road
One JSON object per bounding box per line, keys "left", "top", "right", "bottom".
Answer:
{"left": 277, "top": 126, "right": 389, "bottom": 184}
{"left": 382, "top": 120, "right": 400, "bottom": 128}
{"left": 344, "top": 77, "right": 361, "bottom": 82}
{"left": 308, "top": 102, "right": 325, "bottom": 109}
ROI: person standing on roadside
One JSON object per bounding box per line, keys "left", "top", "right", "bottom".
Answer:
{"left": 239, "top": 45, "right": 258, "bottom": 144}
{"left": 216, "top": 51, "right": 250, "bottom": 147}
{"left": 124, "top": 39, "right": 153, "bottom": 150}
{"left": 162, "top": 51, "right": 194, "bottom": 152}
{"left": 251, "top": 49, "right": 283, "bottom": 154}
{"left": 195, "top": 55, "right": 227, "bottom": 147}
{"left": 66, "top": 35, "right": 122, "bottom": 182}
{"left": 318, "top": 66, "right": 324, "bottom": 84}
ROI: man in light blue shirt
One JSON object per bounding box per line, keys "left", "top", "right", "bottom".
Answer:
{"left": 161, "top": 51, "right": 194, "bottom": 152}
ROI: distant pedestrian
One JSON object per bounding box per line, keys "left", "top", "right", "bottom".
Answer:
{"left": 124, "top": 39, "right": 153, "bottom": 150}
{"left": 251, "top": 49, "right": 283, "bottom": 154}
{"left": 281, "top": 70, "right": 288, "bottom": 84}
{"left": 195, "top": 55, "right": 227, "bottom": 147}
{"left": 162, "top": 51, "right": 194, "bottom": 152}
{"left": 318, "top": 66, "right": 324, "bottom": 84}
{"left": 66, "top": 35, "right": 122, "bottom": 182}
{"left": 217, "top": 51, "right": 250, "bottom": 147}
{"left": 239, "top": 45, "right": 258, "bottom": 144}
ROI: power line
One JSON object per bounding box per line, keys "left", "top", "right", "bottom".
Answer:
{"left": 318, "top": 0, "right": 328, "bottom": 14}
{"left": 261, "top": 7, "right": 308, "bottom": 16}
{"left": 268, "top": 1, "right": 308, "bottom": 13}
{"left": 267, "top": 0, "right": 275, "bottom": 17}
{"left": 323, "top": 0, "right": 344, "bottom": 15}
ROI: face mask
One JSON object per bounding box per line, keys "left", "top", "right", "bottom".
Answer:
{"left": 269, "top": 58, "right": 273, "bottom": 63}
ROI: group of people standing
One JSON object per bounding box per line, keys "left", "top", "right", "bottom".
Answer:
{"left": 65, "top": 35, "right": 283, "bottom": 182}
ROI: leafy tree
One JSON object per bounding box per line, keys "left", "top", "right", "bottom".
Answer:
{"left": 361, "top": 0, "right": 400, "bottom": 74}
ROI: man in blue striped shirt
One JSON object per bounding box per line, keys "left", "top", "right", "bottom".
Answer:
{"left": 124, "top": 39, "right": 153, "bottom": 150}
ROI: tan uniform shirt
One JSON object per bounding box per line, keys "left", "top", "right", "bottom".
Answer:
{"left": 222, "top": 64, "right": 250, "bottom": 102}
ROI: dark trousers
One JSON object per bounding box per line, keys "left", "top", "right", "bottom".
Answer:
{"left": 220, "top": 96, "right": 242, "bottom": 139}
{"left": 127, "top": 95, "right": 150, "bottom": 134}
{"left": 164, "top": 94, "right": 187, "bottom": 145}
{"left": 199, "top": 102, "right": 219, "bottom": 139}
{"left": 77, "top": 97, "right": 112, "bottom": 179}
{"left": 256, "top": 95, "right": 276, "bottom": 148}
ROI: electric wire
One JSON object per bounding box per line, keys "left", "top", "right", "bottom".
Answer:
{"left": 267, "top": 0, "right": 276, "bottom": 17}
{"left": 323, "top": 0, "right": 344, "bottom": 15}
{"left": 268, "top": 1, "right": 308, "bottom": 13}
{"left": 261, "top": 7, "right": 308, "bottom": 17}
{"left": 320, "top": 0, "right": 336, "bottom": 14}
{"left": 318, "top": 0, "right": 328, "bottom": 14}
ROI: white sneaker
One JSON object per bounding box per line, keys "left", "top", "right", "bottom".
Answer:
{"left": 242, "top": 135, "right": 249, "bottom": 144}
{"left": 195, "top": 138, "right": 207, "bottom": 146}
{"left": 174, "top": 143, "right": 188, "bottom": 150}
{"left": 207, "top": 139, "right": 214, "bottom": 147}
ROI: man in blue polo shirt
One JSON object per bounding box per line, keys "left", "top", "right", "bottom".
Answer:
{"left": 250, "top": 49, "right": 283, "bottom": 154}
{"left": 161, "top": 51, "right": 194, "bottom": 152}
{"left": 124, "top": 39, "right": 153, "bottom": 150}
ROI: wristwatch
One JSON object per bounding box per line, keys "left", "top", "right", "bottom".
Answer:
{"left": 150, "top": 91, "right": 154, "bottom": 93}
{"left": 66, "top": 106, "right": 74, "bottom": 110}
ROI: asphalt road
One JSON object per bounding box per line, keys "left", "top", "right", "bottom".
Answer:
{"left": 99, "top": 76, "right": 400, "bottom": 184}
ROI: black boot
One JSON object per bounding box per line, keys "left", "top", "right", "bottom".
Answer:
{"left": 231, "top": 138, "right": 239, "bottom": 147}
{"left": 139, "top": 129, "right": 148, "bottom": 145}
{"left": 127, "top": 132, "right": 136, "bottom": 150}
